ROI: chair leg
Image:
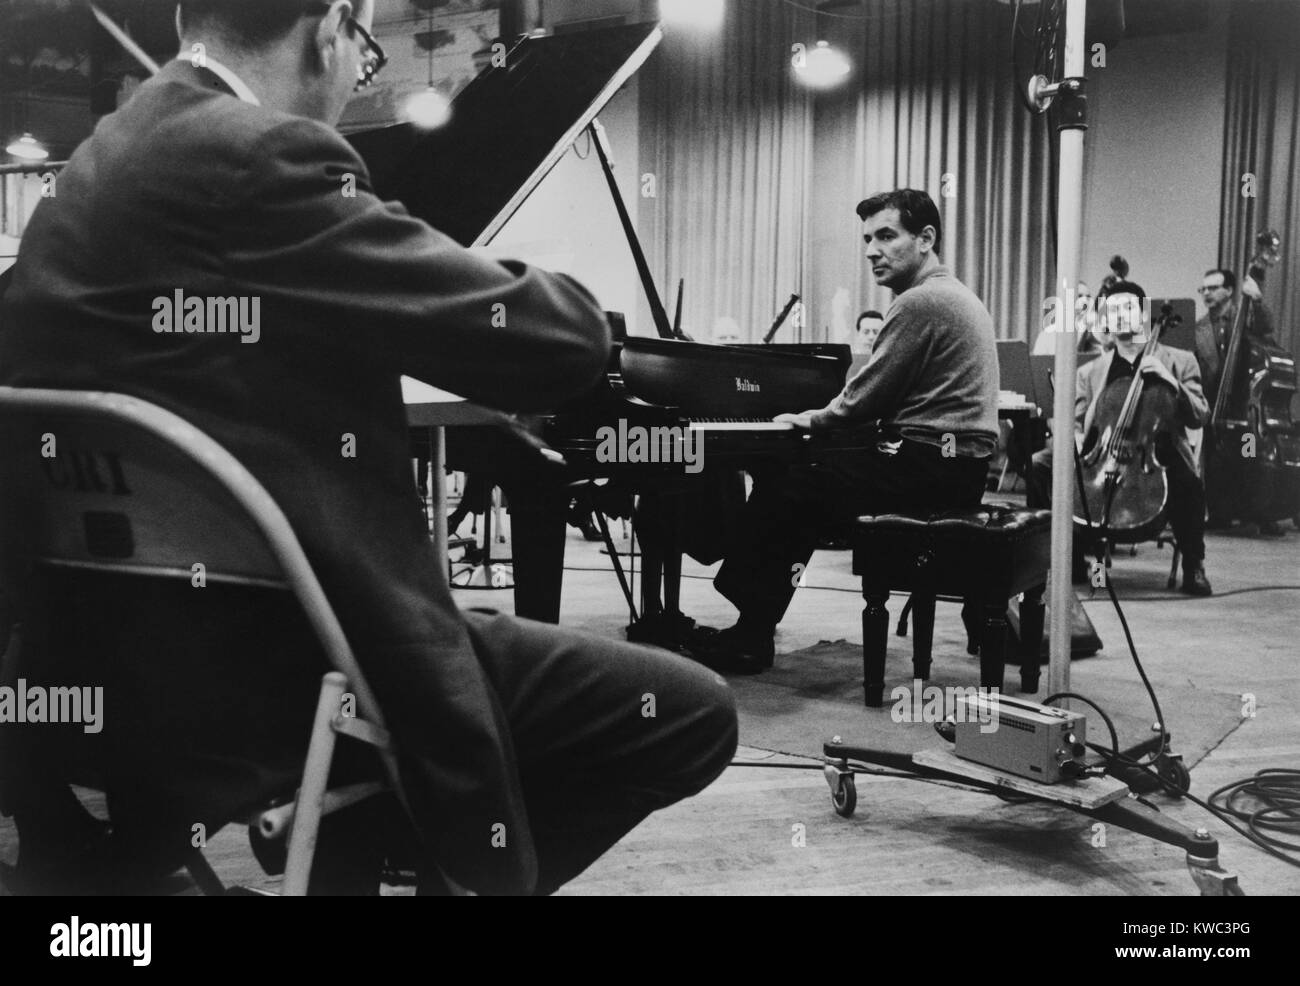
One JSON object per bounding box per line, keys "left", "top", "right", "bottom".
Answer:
{"left": 1018, "top": 584, "right": 1046, "bottom": 694}
{"left": 979, "top": 602, "right": 1008, "bottom": 693}
{"left": 909, "top": 593, "right": 936, "bottom": 681}
{"left": 185, "top": 848, "right": 227, "bottom": 896}
{"left": 283, "top": 671, "right": 348, "bottom": 896}
{"left": 862, "top": 589, "right": 890, "bottom": 708}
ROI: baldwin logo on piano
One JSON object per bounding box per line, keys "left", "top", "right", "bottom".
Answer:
{"left": 595, "top": 418, "right": 704, "bottom": 474}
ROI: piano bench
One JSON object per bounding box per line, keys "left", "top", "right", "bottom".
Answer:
{"left": 850, "top": 505, "right": 1052, "bottom": 707}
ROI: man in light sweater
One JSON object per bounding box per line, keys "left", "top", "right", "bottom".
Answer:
{"left": 689, "top": 189, "right": 998, "bottom": 673}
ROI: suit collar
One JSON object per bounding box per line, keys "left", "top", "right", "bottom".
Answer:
{"left": 155, "top": 57, "right": 245, "bottom": 102}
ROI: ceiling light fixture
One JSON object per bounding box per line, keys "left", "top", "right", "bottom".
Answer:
{"left": 5, "top": 132, "right": 49, "bottom": 161}
{"left": 793, "top": 40, "right": 852, "bottom": 90}
{"left": 660, "top": 0, "right": 725, "bottom": 31}
{"left": 404, "top": 5, "right": 452, "bottom": 130}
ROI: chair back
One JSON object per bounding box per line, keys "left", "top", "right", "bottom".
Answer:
{"left": 0, "top": 386, "right": 386, "bottom": 731}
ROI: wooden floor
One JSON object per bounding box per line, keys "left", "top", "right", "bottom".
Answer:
{"left": 3, "top": 507, "right": 1298, "bottom": 896}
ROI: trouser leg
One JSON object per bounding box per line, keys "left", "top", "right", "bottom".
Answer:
{"left": 461, "top": 610, "right": 738, "bottom": 895}
{"left": 713, "top": 463, "right": 854, "bottom": 627}
{"left": 1027, "top": 447, "right": 1053, "bottom": 509}
{"left": 1160, "top": 441, "right": 1206, "bottom": 567}
{"left": 714, "top": 442, "right": 989, "bottom": 630}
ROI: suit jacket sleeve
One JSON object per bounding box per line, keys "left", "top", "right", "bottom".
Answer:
{"left": 1171, "top": 350, "right": 1210, "bottom": 428}
{"left": 1074, "top": 360, "right": 1095, "bottom": 444}
{"left": 225, "top": 118, "right": 611, "bottom": 410}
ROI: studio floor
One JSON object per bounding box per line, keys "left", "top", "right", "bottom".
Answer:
{"left": 2, "top": 505, "right": 1297, "bottom": 896}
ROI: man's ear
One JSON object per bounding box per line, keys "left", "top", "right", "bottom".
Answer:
{"left": 312, "top": 1, "right": 354, "bottom": 72}
{"left": 920, "top": 225, "right": 938, "bottom": 254}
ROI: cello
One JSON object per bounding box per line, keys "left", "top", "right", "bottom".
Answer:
{"left": 1073, "top": 297, "right": 1181, "bottom": 541}
{"left": 1204, "top": 231, "right": 1300, "bottom": 523}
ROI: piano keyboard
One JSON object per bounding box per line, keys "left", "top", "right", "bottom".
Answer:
{"left": 687, "top": 418, "right": 795, "bottom": 431}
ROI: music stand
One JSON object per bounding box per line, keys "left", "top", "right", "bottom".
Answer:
{"left": 1150, "top": 298, "right": 1197, "bottom": 352}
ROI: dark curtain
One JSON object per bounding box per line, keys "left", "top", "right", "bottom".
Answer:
{"left": 1219, "top": 0, "right": 1300, "bottom": 355}
{"left": 638, "top": 0, "right": 1055, "bottom": 345}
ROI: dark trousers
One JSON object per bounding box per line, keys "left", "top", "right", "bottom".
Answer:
{"left": 1027, "top": 434, "right": 1206, "bottom": 567}
{"left": 1, "top": 574, "right": 737, "bottom": 896}
{"left": 715, "top": 440, "right": 989, "bottom": 626}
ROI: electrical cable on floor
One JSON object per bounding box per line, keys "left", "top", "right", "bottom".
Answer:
{"left": 1071, "top": 443, "right": 1170, "bottom": 765}
{"left": 1038, "top": 692, "right": 1300, "bottom": 868}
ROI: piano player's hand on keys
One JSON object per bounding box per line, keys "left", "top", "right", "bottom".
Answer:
{"left": 773, "top": 411, "right": 817, "bottom": 432}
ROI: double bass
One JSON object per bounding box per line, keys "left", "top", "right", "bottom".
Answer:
{"left": 1204, "top": 231, "right": 1300, "bottom": 523}
{"left": 1073, "top": 300, "right": 1182, "bottom": 541}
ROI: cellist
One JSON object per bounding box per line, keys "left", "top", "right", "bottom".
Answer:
{"left": 1027, "top": 279, "right": 1212, "bottom": 595}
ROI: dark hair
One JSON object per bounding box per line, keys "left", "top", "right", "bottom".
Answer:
{"left": 1203, "top": 268, "right": 1237, "bottom": 291}
{"left": 857, "top": 310, "right": 884, "bottom": 324}
{"left": 179, "top": 0, "right": 367, "bottom": 49}
{"left": 1098, "top": 279, "right": 1146, "bottom": 302}
{"left": 855, "top": 189, "right": 943, "bottom": 255}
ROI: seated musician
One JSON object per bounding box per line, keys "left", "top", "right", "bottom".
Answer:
{"left": 1032, "top": 280, "right": 1105, "bottom": 356}
{"left": 0, "top": 0, "right": 736, "bottom": 895}
{"left": 854, "top": 309, "right": 885, "bottom": 354}
{"left": 687, "top": 189, "right": 998, "bottom": 673}
{"left": 1193, "top": 267, "right": 1285, "bottom": 535}
{"left": 1026, "top": 280, "right": 1213, "bottom": 596}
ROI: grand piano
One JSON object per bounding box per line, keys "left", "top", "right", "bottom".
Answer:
{"left": 351, "top": 22, "right": 879, "bottom": 641}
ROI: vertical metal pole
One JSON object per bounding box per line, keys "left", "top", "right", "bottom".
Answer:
{"left": 431, "top": 426, "right": 448, "bottom": 585}
{"left": 1048, "top": 0, "right": 1089, "bottom": 697}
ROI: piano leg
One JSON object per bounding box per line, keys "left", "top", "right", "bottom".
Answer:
{"left": 501, "top": 478, "right": 569, "bottom": 623}
{"left": 661, "top": 491, "right": 685, "bottom": 628}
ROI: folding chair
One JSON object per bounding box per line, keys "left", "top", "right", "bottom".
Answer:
{"left": 0, "top": 386, "right": 407, "bottom": 895}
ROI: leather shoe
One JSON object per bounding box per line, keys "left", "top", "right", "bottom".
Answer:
{"left": 1181, "top": 566, "right": 1213, "bottom": 597}
{"left": 683, "top": 625, "right": 774, "bottom": 675}
{"left": 1257, "top": 520, "right": 1286, "bottom": 538}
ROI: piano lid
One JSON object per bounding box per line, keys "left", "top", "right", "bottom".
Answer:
{"left": 348, "top": 22, "right": 662, "bottom": 249}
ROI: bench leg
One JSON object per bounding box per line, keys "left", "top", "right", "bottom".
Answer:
{"left": 862, "top": 589, "right": 889, "bottom": 707}
{"left": 909, "top": 593, "right": 935, "bottom": 681}
{"left": 960, "top": 599, "right": 980, "bottom": 656}
{"left": 1019, "top": 584, "right": 1046, "bottom": 693}
{"left": 979, "top": 602, "right": 1007, "bottom": 694}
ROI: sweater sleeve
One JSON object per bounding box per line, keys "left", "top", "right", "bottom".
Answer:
{"left": 810, "top": 299, "right": 933, "bottom": 430}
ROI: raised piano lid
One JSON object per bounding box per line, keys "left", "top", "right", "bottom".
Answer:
{"left": 347, "top": 23, "right": 663, "bottom": 248}
{"left": 619, "top": 338, "right": 847, "bottom": 420}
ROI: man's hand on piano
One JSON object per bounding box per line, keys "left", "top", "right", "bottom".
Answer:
{"left": 773, "top": 411, "right": 817, "bottom": 431}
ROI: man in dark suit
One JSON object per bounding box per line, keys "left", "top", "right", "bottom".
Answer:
{"left": 0, "top": 0, "right": 736, "bottom": 895}
{"left": 1192, "top": 267, "right": 1286, "bottom": 535}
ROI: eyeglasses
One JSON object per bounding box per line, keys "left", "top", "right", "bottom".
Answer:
{"left": 309, "top": 4, "right": 387, "bottom": 91}
{"left": 347, "top": 16, "right": 387, "bottom": 90}
{"left": 1198, "top": 283, "right": 1227, "bottom": 294}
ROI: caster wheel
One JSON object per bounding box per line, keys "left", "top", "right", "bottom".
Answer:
{"left": 831, "top": 774, "right": 857, "bottom": 817}
{"left": 1156, "top": 754, "right": 1191, "bottom": 795}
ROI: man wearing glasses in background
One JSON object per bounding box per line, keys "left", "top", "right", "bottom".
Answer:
{"left": 1193, "top": 269, "right": 1285, "bottom": 534}
{"left": 0, "top": 0, "right": 736, "bottom": 895}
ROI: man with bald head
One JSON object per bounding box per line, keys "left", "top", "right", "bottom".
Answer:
{"left": 0, "top": 0, "right": 735, "bottom": 895}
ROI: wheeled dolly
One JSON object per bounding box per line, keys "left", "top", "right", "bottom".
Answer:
{"left": 822, "top": 738, "right": 1242, "bottom": 896}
